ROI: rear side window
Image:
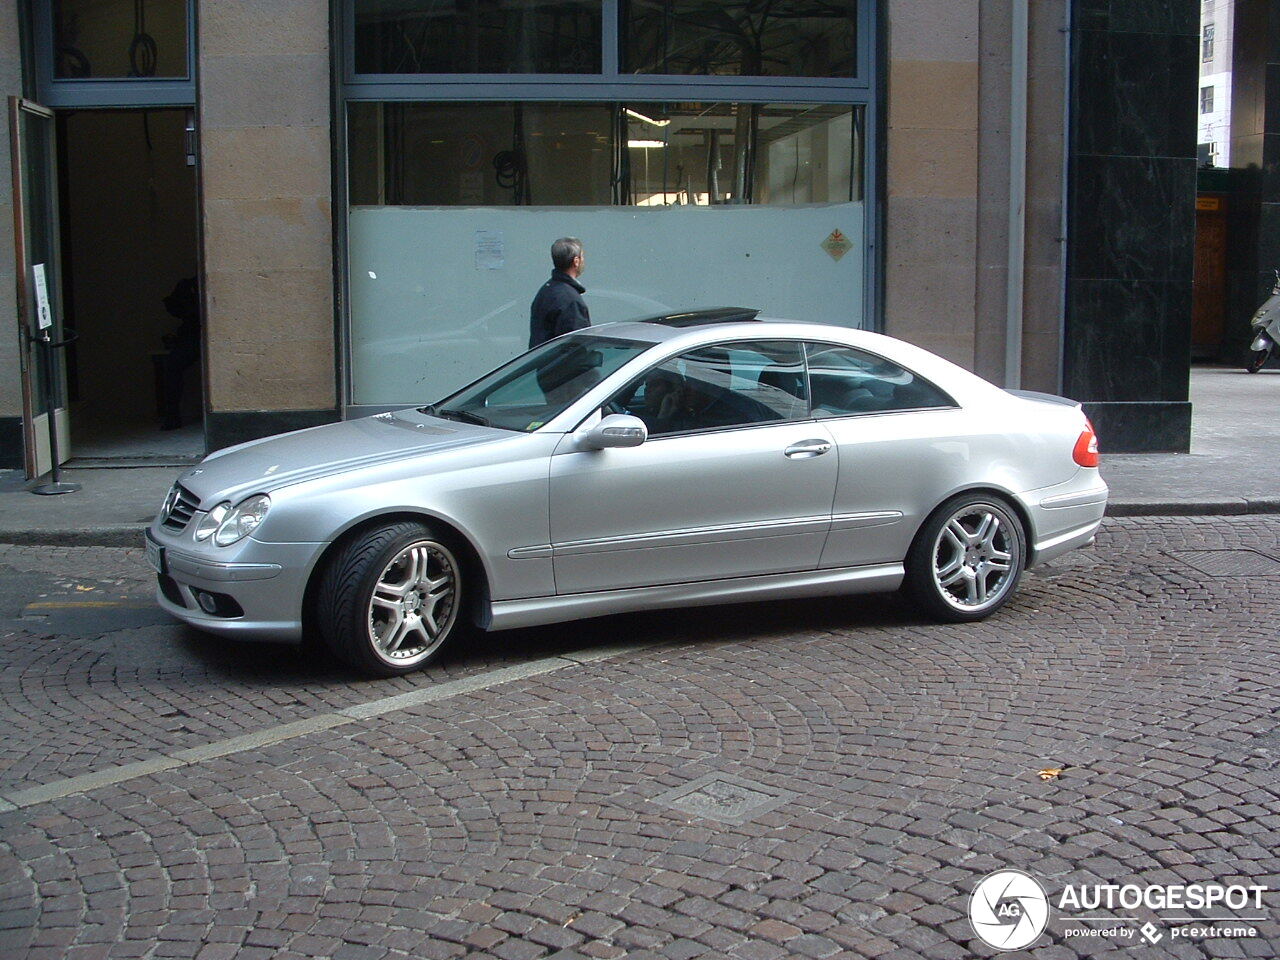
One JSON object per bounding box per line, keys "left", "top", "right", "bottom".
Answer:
{"left": 805, "top": 343, "right": 954, "bottom": 417}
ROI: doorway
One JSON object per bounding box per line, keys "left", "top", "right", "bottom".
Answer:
{"left": 57, "top": 108, "right": 201, "bottom": 464}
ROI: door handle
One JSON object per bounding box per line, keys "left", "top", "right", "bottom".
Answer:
{"left": 784, "top": 439, "right": 831, "bottom": 459}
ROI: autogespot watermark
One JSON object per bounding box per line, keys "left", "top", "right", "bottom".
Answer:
{"left": 967, "top": 871, "right": 1269, "bottom": 950}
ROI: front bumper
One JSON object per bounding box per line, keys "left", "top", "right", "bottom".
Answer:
{"left": 147, "top": 525, "right": 323, "bottom": 643}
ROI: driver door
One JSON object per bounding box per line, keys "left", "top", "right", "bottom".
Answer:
{"left": 548, "top": 340, "right": 838, "bottom": 594}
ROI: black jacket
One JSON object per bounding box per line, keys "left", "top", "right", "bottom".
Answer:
{"left": 529, "top": 271, "right": 590, "bottom": 348}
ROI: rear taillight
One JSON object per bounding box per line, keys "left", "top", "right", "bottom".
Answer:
{"left": 1073, "top": 419, "right": 1099, "bottom": 467}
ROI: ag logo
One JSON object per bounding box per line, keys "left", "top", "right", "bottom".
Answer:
{"left": 969, "top": 870, "right": 1050, "bottom": 950}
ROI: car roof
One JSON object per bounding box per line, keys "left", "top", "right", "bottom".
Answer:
{"left": 582, "top": 315, "right": 919, "bottom": 357}
{"left": 570, "top": 315, "right": 1009, "bottom": 411}
{"left": 632, "top": 307, "right": 761, "bottom": 327}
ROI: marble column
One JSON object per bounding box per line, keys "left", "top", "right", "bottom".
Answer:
{"left": 1227, "top": 0, "right": 1280, "bottom": 361}
{"left": 1063, "top": 0, "right": 1199, "bottom": 452}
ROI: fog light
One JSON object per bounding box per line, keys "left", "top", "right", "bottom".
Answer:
{"left": 189, "top": 590, "right": 244, "bottom": 618}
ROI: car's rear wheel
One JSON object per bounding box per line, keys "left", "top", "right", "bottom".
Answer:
{"left": 316, "top": 520, "right": 465, "bottom": 676}
{"left": 905, "top": 494, "right": 1026, "bottom": 622}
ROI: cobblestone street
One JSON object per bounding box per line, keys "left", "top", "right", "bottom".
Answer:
{"left": 0, "top": 516, "right": 1277, "bottom": 959}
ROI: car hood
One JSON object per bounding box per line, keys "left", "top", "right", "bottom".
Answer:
{"left": 176, "top": 412, "right": 507, "bottom": 505}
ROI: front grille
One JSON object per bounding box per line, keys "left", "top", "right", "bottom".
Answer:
{"left": 161, "top": 484, "right": 200, "bottom": 532}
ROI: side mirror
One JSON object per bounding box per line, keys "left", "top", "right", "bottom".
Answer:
{"left": 579, "top": 413, "right": 647, "bottom": 450}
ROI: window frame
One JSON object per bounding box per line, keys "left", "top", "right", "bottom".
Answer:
{"left": 595, "top": 336, "right": 957, "bottom": 440}
{"left": 31, "top": 0, "right": 197, "bottom": 108}
{"left": 1200, "top": 85, "right": 1215, "bottom": 115}
{"left": 335, "top": 1, "right": 882, "bottom": 419}
{"left": 342, "top": 0, "right": 875, "bottom": 96}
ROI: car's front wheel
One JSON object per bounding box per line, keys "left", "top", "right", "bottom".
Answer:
{"left": 905, "top": 494, "right": 1026, "bottom": 622}
{"left": 316, "top": 520, "right": 465, "bottom": 676}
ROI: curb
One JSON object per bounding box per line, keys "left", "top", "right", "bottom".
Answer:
{"left": 2, "top": 500, "right": 1279, "bottom": 548}
{"left": 0, "top": 526, "right": 145, "bottom": 548}
{"left": 1106, "top": 499, "right": 1280, "bottom": 517}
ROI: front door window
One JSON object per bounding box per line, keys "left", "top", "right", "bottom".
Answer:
{"left": 608, "top": 339, "right": 809, "bottom": 435}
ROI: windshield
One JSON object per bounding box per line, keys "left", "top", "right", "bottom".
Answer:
{"left": 426, "top": 335, "right": 650, "bottom": 432}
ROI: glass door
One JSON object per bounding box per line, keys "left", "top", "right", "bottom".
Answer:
{"left": 9, "top": 96, "right": 69, "bottom": 478}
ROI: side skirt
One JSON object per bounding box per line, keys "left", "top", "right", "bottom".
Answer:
{"left": 486, "top": 563, "right": 905, "bottom": 632}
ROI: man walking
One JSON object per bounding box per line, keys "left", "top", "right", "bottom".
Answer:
{"left": 529, "top": 237, "right": 590, "bottom": 348}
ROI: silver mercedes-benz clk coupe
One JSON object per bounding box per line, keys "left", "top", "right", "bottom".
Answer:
{"left": 146, "top": 309, "right": 1107, "bottom": 676}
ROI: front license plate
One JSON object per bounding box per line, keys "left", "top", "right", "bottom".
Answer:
{"left": 144, "top": 534, "right": 166, "bottom": 576}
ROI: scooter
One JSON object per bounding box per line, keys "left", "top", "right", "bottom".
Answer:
{"left": 1247, "top": 270, "right": 1280, "bottom": 373}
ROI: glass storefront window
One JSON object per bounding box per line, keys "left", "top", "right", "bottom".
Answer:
{"left": 621, "top": 0, "right": 858, "bottom": 77}
{"left": 348, "top": 102, "right": 616, "bottom": 205}
{"left": 353, "top": 0, "right": 603, "bottom": 74}
{"left": 346, "top": 100, "right": 867, "bottom": 405}
{"left": 348, "top": 101, "right": 862, "bottom": 206}
{"left": 340, "top": 5, "right": 875, "bottom": 408}
{"left": 53, "top": 0, "right": 189, "bottom": 79}
{"left": 624, "top": 103, "right": 859, "bottom": 205}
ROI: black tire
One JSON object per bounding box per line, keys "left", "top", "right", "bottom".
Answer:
{"left": 1246, "top": 348, "right": 1271, "bottom": 373}
{"left": 315, "top": 520, "right": 467, "bottom": 677}
{"left": 904, "top": 493, "right": 1027, "bottom": 623}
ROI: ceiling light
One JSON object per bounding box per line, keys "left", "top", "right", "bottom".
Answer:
{"left": 625, "top": 108, "right": 671, "bottom": 127}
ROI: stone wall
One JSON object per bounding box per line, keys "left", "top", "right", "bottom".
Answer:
{"left": 882, "top": 0, "right": 981, "bottom": 370}
{"left": 197, "top": 0, "right": 336, "bottom": 447}
{"left": 884, "top": 0, "right": 1068, "bottom": 393}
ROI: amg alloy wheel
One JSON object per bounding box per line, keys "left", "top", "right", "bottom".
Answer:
{"left": 906, "top": 495, "right": 1026, "bottom": 622}
{"left": 317, "top": 521, "right": 464, "bottom": 676}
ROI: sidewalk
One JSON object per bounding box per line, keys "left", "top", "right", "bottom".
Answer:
{"left": 1101, "top": 364, "right": 1280, "bottom": 515}
{"left": 0, "top": 365, "right": 1276, "bottom": 545}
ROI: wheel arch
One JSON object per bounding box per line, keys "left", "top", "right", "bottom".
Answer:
{"left": 907, "top": 484, "right": 1036, "bottom": 559}
{"left": 300, "top": 509, "right": 493, "bottom": 638}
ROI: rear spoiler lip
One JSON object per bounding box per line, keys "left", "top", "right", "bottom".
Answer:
{"left": 1005, "top": 388, "right": 1083, "bottom": 410}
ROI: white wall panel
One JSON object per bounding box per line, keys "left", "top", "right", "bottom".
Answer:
{"left": 348, "top": 202, "right": 865, "bottom": 405}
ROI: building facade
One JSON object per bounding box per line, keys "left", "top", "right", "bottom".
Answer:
{"left": 1198, "top": 0, "right": 1235, "bottom": 166}
{"left": 0, "top": 1, "right": 1219, "bottom": 475}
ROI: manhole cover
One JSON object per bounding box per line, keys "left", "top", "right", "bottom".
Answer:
{"left": 651, "top": 772, "right": 795, "bottom": 825}
{"left": 1169, "top": 550, "right": 1280, "bottom": 578}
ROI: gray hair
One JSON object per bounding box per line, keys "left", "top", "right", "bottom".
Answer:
{"left": 551, "top": 237, "right": 583, "bottom": 271}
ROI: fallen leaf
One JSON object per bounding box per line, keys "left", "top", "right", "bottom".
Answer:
{"left": 1038, "top": 767, "right": 1063, "bottom": 781}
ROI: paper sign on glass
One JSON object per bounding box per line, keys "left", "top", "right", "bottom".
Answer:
{"left": 32, "top": 263, "right": 53, "bottom": 330}
{"left": 474, "top": 230, "right": 504, "bottom": 270}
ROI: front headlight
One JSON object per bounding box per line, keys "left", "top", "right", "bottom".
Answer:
{"left": 194, "top": 502, "right": 231, "bottom": 541}
{"left": 213, "top": 494, "right": 271, "bottom": 546}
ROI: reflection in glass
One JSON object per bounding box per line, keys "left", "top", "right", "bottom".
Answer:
{"left": 622, "top": 0, "right": 858, "bottom": 77}
{"left": 806, "top": 344, "right": 954, "bottom": 416}
{"left": 623, "top": 103, "right": 858, "bottom": 205}
{"left": 54, "top": 0, "right": 189, "bottom": 79}
{"left": 432, "top": 335, "right": 649, "bottom": 432}
{"left": 348, "top": 101, "right": 862, "bottom": 206}
{"left": 610, "top": 340, "right": 809, "bottom": 434}
{"left": 348, "top": 102, "right": 616, "bottom": 205}
{"left": 354, "top": 0, "right": 602, "bottom": 74}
